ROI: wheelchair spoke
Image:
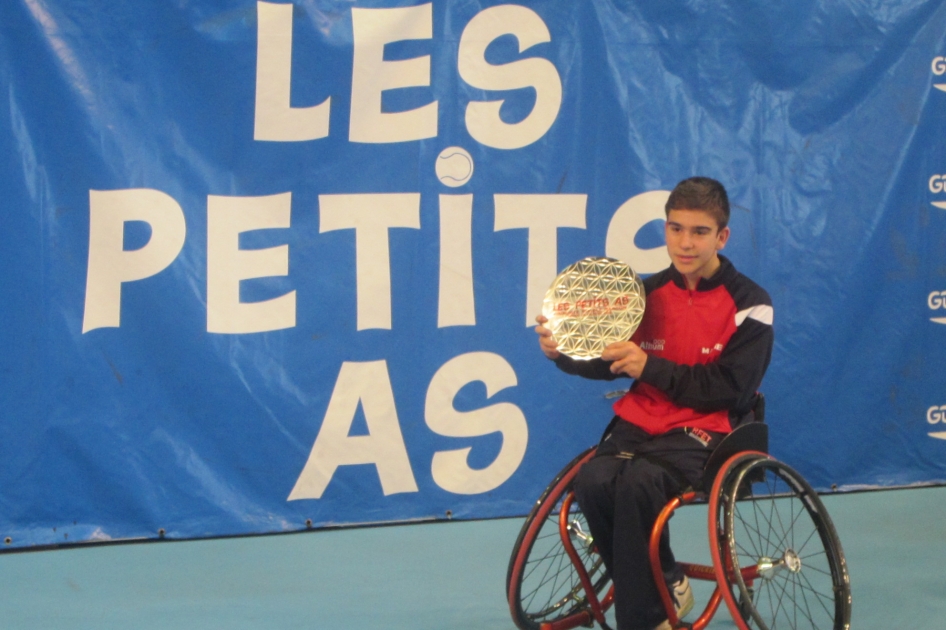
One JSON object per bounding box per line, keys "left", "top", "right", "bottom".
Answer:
{"left": 792, "top": 572, "right": 822, "bottom": 630}
{"left": 510, "top": 474, "right": 611, "bottom": 630}
{"left": 765, "top": 571, "right": 791, "bottom": 629}
{"left": 521, "top": 548, "right": 567, "bottom": 609}
{"left": 796, "top": 557, "right": 832, "bottom": 578}
{"left": 772, "top": 497, "right": 808, "bottom": 555}
{"left": 791, "top": 570, "right": 799, "bottom": 630}
{"left": 792, "top": 522, "right": 819, "bottom": 557}
{"left": 796, "top": 570, "right": 836, "bottom": 618}
{"left": 737, "top": 500, "right": 780, "bottom": 557}
{"left": 721, "top": 457, "right": 850, "bottom": 630}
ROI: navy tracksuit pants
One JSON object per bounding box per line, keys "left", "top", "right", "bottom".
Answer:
{"left": 573, "top": 419, "right": 722, "bottom": 630}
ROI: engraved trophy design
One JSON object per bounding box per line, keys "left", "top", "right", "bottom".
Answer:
{"left": 541, "top": 257, "right": 646, "bottom": 360}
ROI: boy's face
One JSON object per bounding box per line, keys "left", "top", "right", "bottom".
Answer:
{"left": 664, "top": 208, "right": 730, "bottom": 284}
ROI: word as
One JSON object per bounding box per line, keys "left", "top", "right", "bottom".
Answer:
{"left": 288, "top": 352, "right": 527, "bottom": 498}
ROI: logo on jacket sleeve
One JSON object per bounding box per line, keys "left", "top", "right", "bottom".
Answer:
{"left": 640, "top": 339, "right": 665, "bottom": 351}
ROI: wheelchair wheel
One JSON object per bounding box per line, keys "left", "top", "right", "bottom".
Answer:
{"left": 711, "top": 453, "right": 851, "bottom": 630}
{"left": 506, "top": 446, "right": 611, "bottom": 630}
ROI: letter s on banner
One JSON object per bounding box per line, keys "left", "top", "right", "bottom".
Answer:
{"left": 458, "top": 5, "right": 562, "bottom": 149}
{"left": 605, "top": 190, "right": 672, "bottom": 274}
{"left": 425, "top": 352, "right": 528, "bottom": 494}
{"left": 83, "top": 189, "right": 186, "bottom": 332}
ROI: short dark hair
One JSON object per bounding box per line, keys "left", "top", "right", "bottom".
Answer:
{"left": 665, "top": 177, "right": 730, "bottom": 229}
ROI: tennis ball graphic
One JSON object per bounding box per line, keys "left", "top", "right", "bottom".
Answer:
{"left": 435, "top": 146, "right": 474, "bottom": 187}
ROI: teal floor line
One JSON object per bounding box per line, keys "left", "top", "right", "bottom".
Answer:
{"left": 1, "top": 486, "right": 942, "bottom": 630}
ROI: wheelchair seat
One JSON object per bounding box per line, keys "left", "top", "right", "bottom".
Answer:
{"left": 700, "top": 421, "right": 767, "bottom": 494}
{"left": 700, "top": 392, "right": 768, "bottom": 493}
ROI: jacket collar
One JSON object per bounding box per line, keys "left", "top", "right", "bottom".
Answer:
{"left": 667, "top": 255, "right": 735, "bottom": 291}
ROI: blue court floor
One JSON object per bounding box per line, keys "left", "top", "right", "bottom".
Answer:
{"left": 1, "top": 486, "right": 942, "bottom": 630}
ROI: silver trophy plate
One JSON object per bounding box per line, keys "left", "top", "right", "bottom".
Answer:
{"left": 542, "top": 257, "right": 646, "bottom": 360}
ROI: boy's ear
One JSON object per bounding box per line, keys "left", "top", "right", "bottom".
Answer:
{"left": 716, "top": 226, "right": 731, "bottom": 251}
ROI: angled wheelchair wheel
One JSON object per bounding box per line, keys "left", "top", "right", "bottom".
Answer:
{"left": 506, "top": 447, "right": 611, "bottom": 630}
{"left": 710, "top": 453, "right": 851, "bottom": 630}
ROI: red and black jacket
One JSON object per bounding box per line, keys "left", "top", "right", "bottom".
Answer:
{"left": 553, "top": 255, "right": 773, "bottom": 435}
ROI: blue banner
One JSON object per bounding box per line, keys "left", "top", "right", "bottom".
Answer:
{"left": 2, "top": 0, "right": 946, "bottom": 547}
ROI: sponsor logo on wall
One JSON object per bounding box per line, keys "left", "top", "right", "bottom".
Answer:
{"left": 932, "top": 55, "right": 946, "bottom": 91}
{"left": 928, "top": 174, "right": 946, "bottom": 209}
{"left": 929, "top": 290, "right": 946, "bottom": 324}
{"left": 927, "top": 404, "right": 946, "bottom": 440}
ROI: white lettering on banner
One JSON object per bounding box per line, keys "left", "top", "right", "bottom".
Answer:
{"left": 494, "top": 194, "right": 586, "bottom": 326}
{"left": 288, "top": 360, "right": 418, "bottom": 500}
{"left": 206, "top": 193, "right": 295, "bottom": 333}
{"left": 426, "top": 352, "right": 528, "bottom": 494}
{"left": 254, "top": 1, "right": 331, "bottom": 142}
{"left": 927, "top": 405, "right": 946, "bottom": 440}
{"left": 928, "top": 290, "right": 946, "bottom": 324}
{"left": 458, "top": 5, "right": 562, "bottom": 149}
{"left": 82, "top": 189, "right": 668, "bottom": 333}
{"left": 438, "top": 194, "right": 476, "bottom": 327}
{"left": 319, "top": 193, "right": 421, "bottom": 330}
{"left": 82, "top": 189, "right": 186, "bottom": 333}
{"left": 349, "top": 4, "right": 437, "bottom": 143}
{"left": 252, "top": 3, "right": 561, "bottom": 149}
{"left": 928, "top": 405, "right": 946, "bottom": 424}
{"left": 605, "top": 190, "right": 672, "bottom": 273}
{"left": 929, "top": 290, "right": 946, "bottom": 309}
{"left": 932, "top": 56, "right": 946, "bottom": 93}
{"left": 928, "top": 175, "right": 946, "bottom": 209}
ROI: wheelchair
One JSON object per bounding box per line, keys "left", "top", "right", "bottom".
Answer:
{"left": 506, "top": 398, "right": 851, "bottom": 630}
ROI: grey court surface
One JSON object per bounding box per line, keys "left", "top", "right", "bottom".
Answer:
{"left": 1, "top": 486, "right": 942, "bottom": 630}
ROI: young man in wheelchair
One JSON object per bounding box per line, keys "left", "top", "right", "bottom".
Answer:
{"left": 534, "top": 177, "right": 773, "bottom": 630}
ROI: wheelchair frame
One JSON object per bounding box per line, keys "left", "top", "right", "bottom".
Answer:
{"left": 506, "top": 420, "right": 852, "bottom": 630}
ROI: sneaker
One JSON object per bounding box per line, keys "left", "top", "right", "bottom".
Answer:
{"left": 651, "top": 575, "right": 694, "bottom": 630}
{"left": 672, "top": 575, "right": 694, "bottom": 619}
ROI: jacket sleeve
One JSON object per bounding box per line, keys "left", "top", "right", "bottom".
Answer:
{"left": 552, "top": 354, "right": 627, "bottom": 381}
{"left": 635, "top": 313, "right": 773, "bottom": 414}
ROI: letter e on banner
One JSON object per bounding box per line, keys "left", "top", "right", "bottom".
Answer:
{"left": 207, "top": 192, "right": 295, "bottom": 333}
{"left": 288, "top": 360, "right": 418, "bottom": 500}
{"left": 83, "top": 189, "right": 186, "bottom": 332}
{"left": 349, "top": 4, "right": 437, "bottom": 143}
{"left": 426, "top": 352, "right": 528, "bottom": 494}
